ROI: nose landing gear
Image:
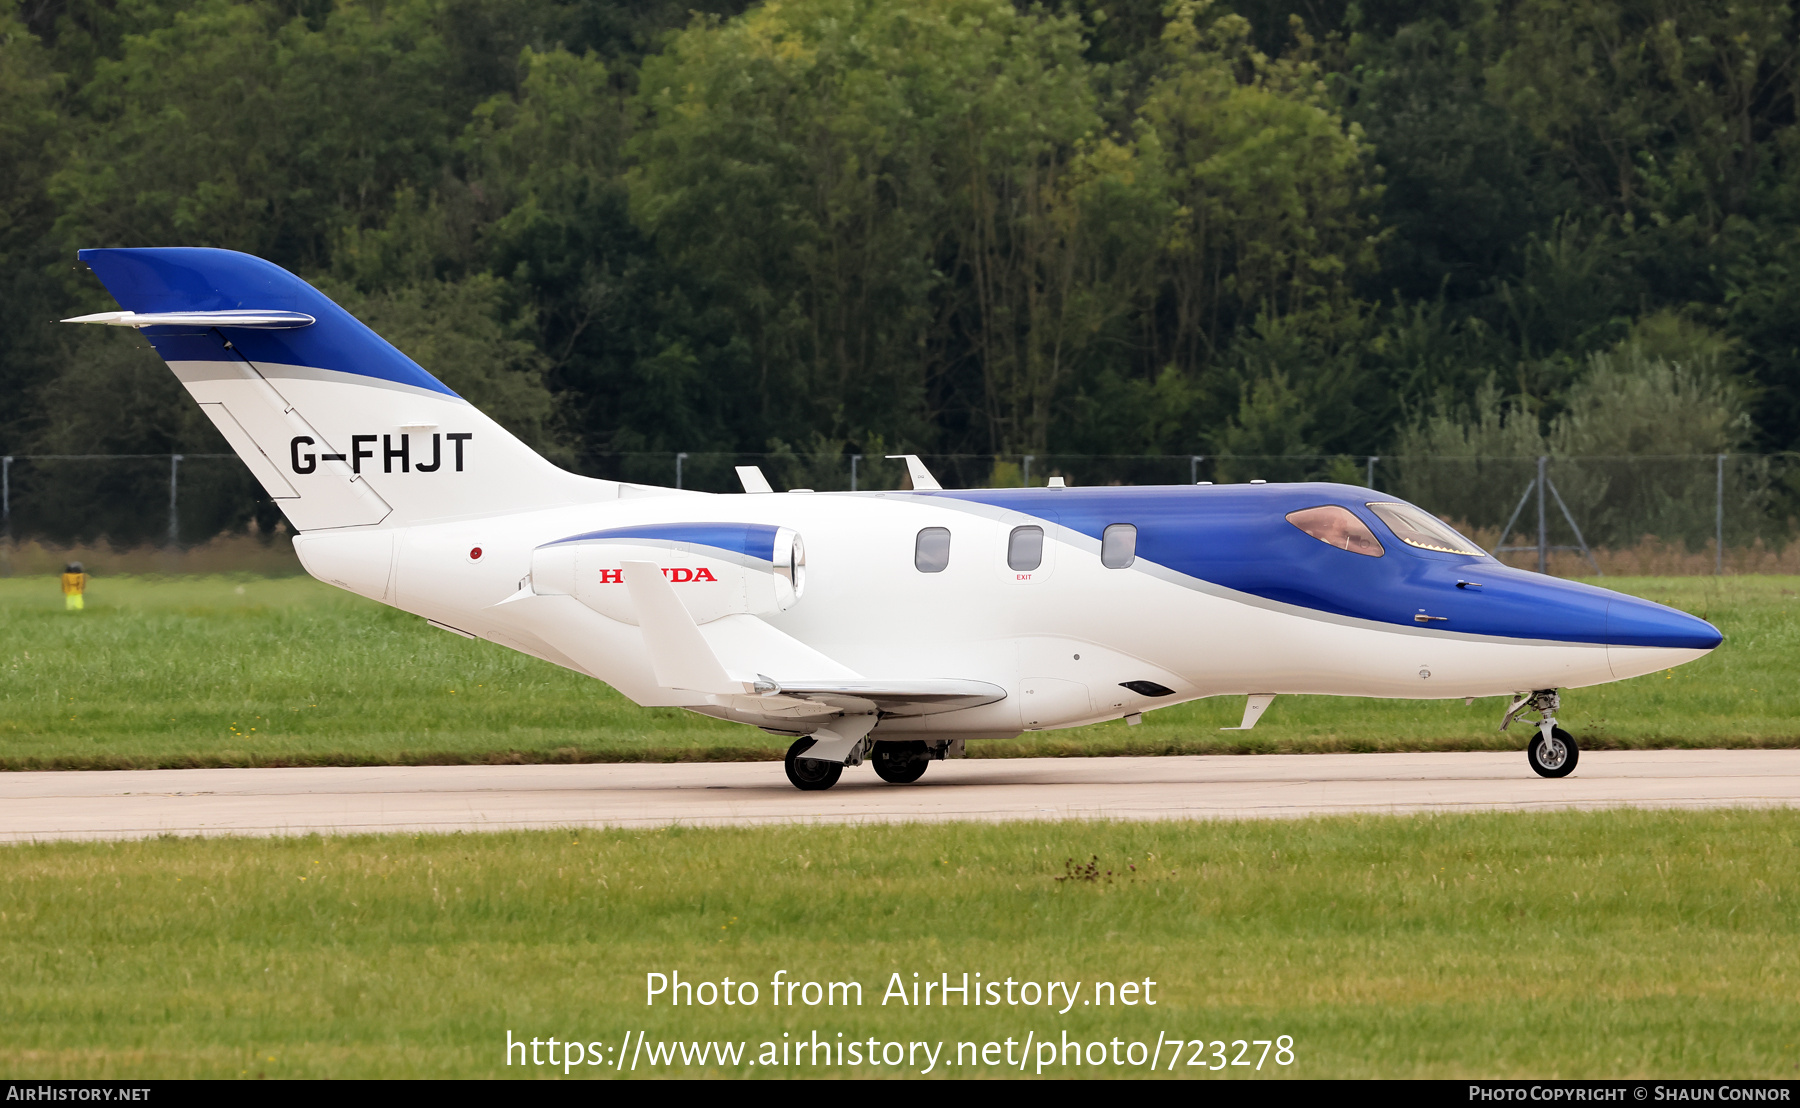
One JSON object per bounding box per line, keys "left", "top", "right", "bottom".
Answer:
{"left": 1502, "top": 689, "right": 1580, "bottom": 778}
{"left": 1527, "top": 727, "right": 1578, "bottom": 777}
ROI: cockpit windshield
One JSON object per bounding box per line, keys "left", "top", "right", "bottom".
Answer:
{"left": 1285, "top": 506, "right": 1384, "bottom": 557}
{"left": 1366, "top": 502, "right": 1485, "bottom": 556}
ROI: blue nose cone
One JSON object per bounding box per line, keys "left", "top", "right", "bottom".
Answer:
{"left": 1606, "top": 595, "right": 1723, "bottom": 650}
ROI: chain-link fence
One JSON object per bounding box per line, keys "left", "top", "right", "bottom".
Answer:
{"left": 4, "top": 451, "right": 1795, "bottom": 575}
{"left": 1382, "top": 453, "right": 1781, "bottom": 572}
{"left": 1, "top": 454, "right": 281, "bottom": 549}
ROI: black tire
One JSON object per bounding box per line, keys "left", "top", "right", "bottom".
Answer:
{"left": 784, "top": 737, "right": 843, "bottom": 791}
{"left": 871, "top": 740, "right": 929, "bottom": 784}
{"left": 1528, "top": 726, "right": 1579, "bottom": 778}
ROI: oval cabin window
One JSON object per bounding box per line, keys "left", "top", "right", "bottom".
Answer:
{"left": 1007, "top": 526, "right": 1044, "bottom": 571}
{"left": 1101, "top": 523, "right": 1137, "bottom": 569}
{"left": 915, "top": 526, "right": 951, "bottom": 572}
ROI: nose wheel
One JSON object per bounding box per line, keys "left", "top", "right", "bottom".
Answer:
{"left": 1527, "top": 727, "right": 1579, "bottom": 778}
{"left": 1503, "top": 689, "right": 1580, "bottom": 778}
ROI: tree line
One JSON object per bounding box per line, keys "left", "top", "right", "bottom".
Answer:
{"left": 2, "top": 0, "right": 1797, "bottom": 505}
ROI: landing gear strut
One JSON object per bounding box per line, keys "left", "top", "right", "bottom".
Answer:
{"left": 1502, "top": 689, "right": 1579, "bottom": 778}
{"left": 783, "top": 735, "right": 962, "bottom": 790}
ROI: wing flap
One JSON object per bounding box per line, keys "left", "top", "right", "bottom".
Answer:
{"left": 771, "top": 679, "right": 1006, "bottom": 717}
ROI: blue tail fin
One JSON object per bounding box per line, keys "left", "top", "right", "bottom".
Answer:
{"left": 74, "top": 247, "right": 621, "bottom": 530}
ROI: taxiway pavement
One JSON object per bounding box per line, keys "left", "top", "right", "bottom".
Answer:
{"left": 0, "top": 750, "right": 1795, "bottom": 842}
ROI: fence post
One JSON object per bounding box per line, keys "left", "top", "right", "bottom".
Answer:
{"left": 1717, "top": 453, "right": 1725, "bottom": 577}
{"left": 1536, "top": 455, "right": 1548, "bottom": 575}
{"left": 675, "top": 452, "right": 688, "bottom": 490}
{"left": 2, "top": 455, "right": 10, "bottom": 540}
{"left": 850, "top": 454, "right": 861, "bottom": 492}
{"left": 168, "top": 453, "right": 183, "bottom": 547}
{"left": 1022, "top": 454, "right": 1034, "bottom": 488}
{"left": 1190, "top": 455, "right": 1202, "bottom": 484}
{"left": 1366, "top": 455, "right": 1378, "bottom": 489}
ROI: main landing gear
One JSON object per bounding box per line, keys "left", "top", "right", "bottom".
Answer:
{"left": 784, "top": 737, "right": 843, "bottom": 791}
{"left": 783, "top": 737, "right": 949, "bottom": 790}
{"left": 871, "top": 740, "right": 929, "bottom": 784}
{"left": 1501, "top": 689, "right": 1580, "bottom": 778}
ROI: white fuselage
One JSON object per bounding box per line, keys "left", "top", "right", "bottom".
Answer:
{"left": 293, "top": 490, "right": 1704, "bottom": 742}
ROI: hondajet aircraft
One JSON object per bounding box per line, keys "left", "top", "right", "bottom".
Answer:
{"left": 65, "top": 247, "right": 1723, "bottom": 789}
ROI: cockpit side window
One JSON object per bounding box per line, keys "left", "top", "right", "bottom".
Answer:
{"left": 1285, "top": 505, "right": 1384, "bottom": 557}
{"left": 1366, "top": 502, "right": 1485, "bottom": 556}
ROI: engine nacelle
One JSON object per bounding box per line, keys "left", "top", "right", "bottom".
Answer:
{"left": 530, "top": 522, "right": 804, "bottom": 625}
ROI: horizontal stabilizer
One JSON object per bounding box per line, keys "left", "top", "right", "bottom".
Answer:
{"left": 62, "top": 309, "right": 316, "bottom": 329}
{"left": 485, "top": 590, "right": 699, "bottom": 707}
{"left": 623, "top": 560, "right": 752, "bottom": 694}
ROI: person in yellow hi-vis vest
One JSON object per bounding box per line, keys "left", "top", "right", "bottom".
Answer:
{"left": 61, "top": 562, "right": 88, "bottom": 611}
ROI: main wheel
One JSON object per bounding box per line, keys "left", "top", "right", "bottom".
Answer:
{"left": 784, "top": 737, "right": 843, "bottom": 791}
{"left": 871, "top": 740, "right": 929, "bottom": 784}
{"left": 1527, "top": 726, "right": 1579, "bottom": 778}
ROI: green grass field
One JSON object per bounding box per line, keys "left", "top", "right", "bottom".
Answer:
{"left": 2, "top": 809, "right": 1794, "bottom": 1078}
{"left": 1, "top": 574, "right": 1796, "bottom": 769}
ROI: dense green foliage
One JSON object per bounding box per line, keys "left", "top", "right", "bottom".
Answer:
{"left": 4, "top": 0, "right": 1798, "bottom": 500}
{"left": 2, "top": 573, "right": 1794, "bottom": 768}
{"left": 2, "top": 809, "right": 1796, "bottom": 1076}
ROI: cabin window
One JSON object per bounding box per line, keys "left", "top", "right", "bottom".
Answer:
{"left": 1285, "top": 505, "right": 1384, "bottom": 557}
{"left": 915, "top": 526, "right": 952, "bottom": 572}
{"left": 1366, "top": 502, "right": 1484, "bottom": 556}
{"left": 1007, "top": 526, "right": 1044, "bottom": 571}
{"left": 1101, "top": 523, "right": 1137, "bottom": 569}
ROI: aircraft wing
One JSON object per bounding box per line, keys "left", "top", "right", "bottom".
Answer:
{"left": 525, "top": 560, "right": 1003, "bottom": 717}
{"left": 490, "top": 561, "right": 1006, "bottom": 718}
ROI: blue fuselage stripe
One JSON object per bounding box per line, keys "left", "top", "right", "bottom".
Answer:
{"left": 547, "top": 522, "right": 780, "bottom": 564}
{"left": 923, "top": 485, "right": 1720, "bottom": 650}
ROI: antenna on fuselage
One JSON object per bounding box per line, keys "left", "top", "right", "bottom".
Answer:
{"left": 735, "top": 466, "right": 774, "bottom": 493}
{"left": 885, "top": 455, "right": 942, "bottom": 491}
